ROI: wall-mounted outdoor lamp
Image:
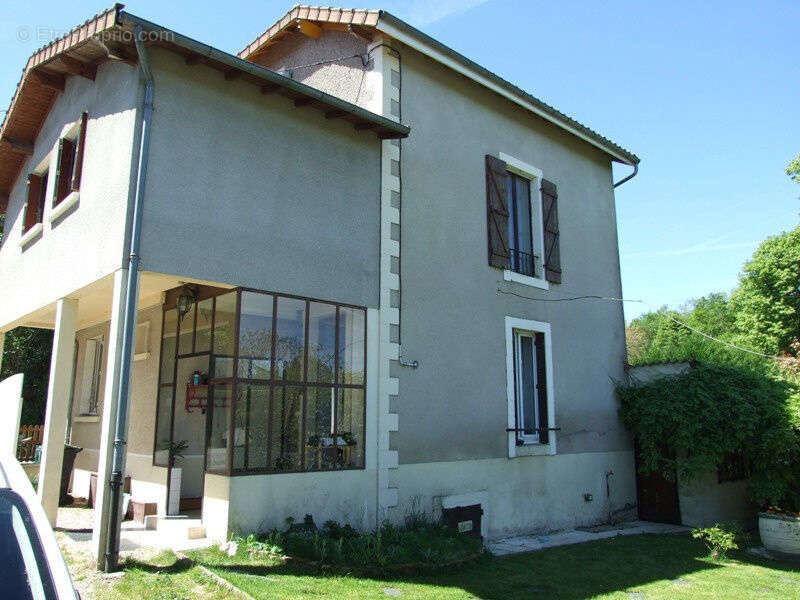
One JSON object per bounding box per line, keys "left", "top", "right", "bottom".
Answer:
{"left": 176, "top": 285, "right": 197, "bottom": 318}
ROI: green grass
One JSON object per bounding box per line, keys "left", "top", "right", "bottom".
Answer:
{"left": 88, "top": 534, "right": 800, "bottom": 599}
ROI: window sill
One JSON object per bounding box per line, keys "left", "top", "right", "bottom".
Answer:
{"left": 511, "top": 442, "right": 555, "bottom": 457}
{"left": 18, "top": 223, "right": 43, "bottom": 247}
{"left": 503, "top": 269, "right": 549, "bottom": 290}
{"left": 74, "top": 415, "right": 100, "bottom": 423}
{"left": 48, "top": 190, "right": 79, "bottom": 222}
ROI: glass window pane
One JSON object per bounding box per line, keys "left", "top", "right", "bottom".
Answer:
{"left": 519, "top": 335, "right": 537, "bottom": 434}
{"left": 514, "top": 175, "right": 532, "bottom": 256}
{"left": 336, "top": 388, "right": 364, "bottom": 468}
{"left": 338, "top": 308, "right": 365, "bottom": 385}
{"left": 304, "top": 386, "right": 335, "bottom": 471}
{"left": 506, "top": 173, "right": 516, "bottom": 251}
{"left": 308, "top": 302, "right": 336, "bottom": 384}
{"left": 238, "top": 292, "right": 274, "bottom": 379}
{"left": 195, "top": 297, "right": 213, "bottom": 353}
{"left": 206, "top": 384, "right": 232, "bottom": 472}
{"left": 160, "top": 309, "right": 177, "bottom": 384}
{"left": 178, "top": 302, "right": 195, "bottom": 356}
{"left": 270, "top": 385, "right": 302, "bottom": 471}
{"left": 154, "top": 385, "right": 174, "bottom": 466}
{"left": 212, "top": 292, "right": 237, "bottom": 378}
{"left": 244, "top": 385, "right": 270, "bottom": 470}
{"left": 275, "top": 298, "right": 305, "bottom": 382}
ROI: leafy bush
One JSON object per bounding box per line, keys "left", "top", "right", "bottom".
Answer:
{"left": 233, "top": 517, "right": 482, "bottom": 571}
{"left": 691, "top": 523, "right": 742, "bottom": 559}
{"left": 618, "top": 363, "right": 800, "bottom": 512}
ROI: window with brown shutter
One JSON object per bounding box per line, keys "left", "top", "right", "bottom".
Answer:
{"left": 541, "top": 179, "right": 561, "bottom": 284}
{"left": 53, "top": 111, "right": 88, "bottom": 208}
{"left": 23, "top": 172, "right": 47, "bottom": 233}
{"left": 53, "top": 138, "right": 76, "bottom": 207}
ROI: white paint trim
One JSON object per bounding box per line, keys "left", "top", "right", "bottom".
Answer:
{"left": 73, "top": 415, "right": 100, "bottom": 423}
{"left": 503, "top": 269, "right": 549, "bottom": 290}
{"left": 499, "top": 153, "right": 543, "bottom": 180}
{"left": 504, "top": 316, "right": 556, "bottom": 458}
{"left": 377, "top": 19, "right": 635, "bottom": 165}
{"left": 47, "top": 190, "right": 79, "bottom": 222}
{"left": 18, "top": 223, "right": 43, "bottom": 247}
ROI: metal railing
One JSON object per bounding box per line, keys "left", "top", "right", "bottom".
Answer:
{"left": 17, "top": 425, "right": 43, "bottom": 462}
{"left": 509, "top": 248, "right": 539, "bottom": 278}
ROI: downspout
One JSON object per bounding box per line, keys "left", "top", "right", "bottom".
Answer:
{"left": 613, "top": 162, "right": 638, "bottom": 188}
{"left": 104, "top": 24, "right": 153, "bottom": 572}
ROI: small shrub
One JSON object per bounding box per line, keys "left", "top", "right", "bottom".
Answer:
{"left": 692, "top": 523, "right": 740, "bottom": 559}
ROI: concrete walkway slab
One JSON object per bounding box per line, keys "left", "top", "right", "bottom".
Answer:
{"left": 486, "top": 520, "right": 689, "bottom": 556}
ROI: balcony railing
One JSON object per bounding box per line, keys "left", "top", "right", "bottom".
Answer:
{"left": 509, "top": 248, "right": 539, "bottom": 278}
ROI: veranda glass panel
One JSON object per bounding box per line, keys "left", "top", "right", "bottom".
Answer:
{"left": 212, "top": 292, "right": 237, "bottom": 378}
{"left": 338, "top": 308, "right": 365, "bottom": 385}
{"left": 195, "top": 297, "right": 214, "bottom": 354}
{"left": 238, "top": 292, "right": 274, "bottom": 379}
{"left": 153, "top": 385, "right": 174, "bottom": 466}
{"left": 159, "top": 309, "right": 178, "bottom": 385}
{"left": 178, "top": 302, "right": 195, "bottom": 356}
{"left": 270, "top": 385, "right": 303, "bottom": 471}
{"left": 236, "top": 384, "right": 270, "bottom": 470}
{"left": 274, "top": 298, "right": 305, "bottom": 382}
{"left": 304, "top": 386, "right": 336, "bottom": 470}
{"left": 307, "top": 302, "right": 336, "bottom": 384}
{"left": 336, "top": 388, "right": 364, "bottom": 468}
{"left": 206, "top": 384, "right": 232, "bottom": 473}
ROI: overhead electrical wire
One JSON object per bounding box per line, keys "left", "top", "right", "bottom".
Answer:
{"left": 496, "top": 287, "right": 784, "bottom": 361}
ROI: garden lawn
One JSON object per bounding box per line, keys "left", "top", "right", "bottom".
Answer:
{"left": 81, "top": 534, "right": 800, "bottom": 599}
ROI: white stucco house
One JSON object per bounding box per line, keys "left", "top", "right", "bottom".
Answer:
{"left": 0, "top": 5, "right": 640, "bottom": 571}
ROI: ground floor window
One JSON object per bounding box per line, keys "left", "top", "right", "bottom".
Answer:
{"left": 504, "top": 316, "right": 554, "bottom": 452}
{"left": 154, "top": 286, "right": 367, "bottom": 476}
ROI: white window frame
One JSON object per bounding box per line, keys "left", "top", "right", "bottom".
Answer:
{"left": 505, "top": 316, "right": 556, "bottom": 458}
{"left": 499, "top": 152, "right": 549, "bottom": 291}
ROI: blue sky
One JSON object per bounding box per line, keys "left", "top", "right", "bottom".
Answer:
{"left": 2, "top": 1, "right": 798, "bottom": 321}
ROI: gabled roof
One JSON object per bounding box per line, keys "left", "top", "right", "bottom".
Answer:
{"left": 0, "top": 4, "right": 409, "bottom": 211}
{"left": 239, "top": 5, "right": 639, "bottom": 166}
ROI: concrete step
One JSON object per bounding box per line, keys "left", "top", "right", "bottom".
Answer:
{"left": 144, "top": 515, "right": 206, "bottom": 540}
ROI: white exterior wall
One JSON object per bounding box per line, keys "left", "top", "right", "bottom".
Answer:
{"left": 393, "top": 451, "right": 636, "bottom": 539}
{"left": 0, "top": 61, "right": 140, "bottom": 330}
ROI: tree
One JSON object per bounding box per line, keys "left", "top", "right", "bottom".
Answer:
{"left": 730, "top": 225, "right": 800, "bottom": 356}
{"left": 788, "top": 152, "right": 800, "bottom": 184}
{"left": 0, "top": 213, "right": 54, "bottom": 424}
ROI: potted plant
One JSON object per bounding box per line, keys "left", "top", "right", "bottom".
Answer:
{"left": 758, "top": 505, "right": 800, "bottom": 559}
{"left": 167, "top": 440, "right": 188, "bottom": 515}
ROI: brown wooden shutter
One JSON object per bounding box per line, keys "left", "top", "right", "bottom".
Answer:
{"left": 54, "top": 138, "right": 76, "bottom": 206}
{"left": 24, "top": 174, "right": 42, "bottom": 232}
{"left": 486, "top": 155, "right": 510, "bottom": 269}
{"left": 541, "top": 178, "right": 561, "bottom": 283}
{"left": 71, "top": 112, "right": 88, "bottom": 191}
{"left": 534, "top": 332, "right": 549, "bottom": 444}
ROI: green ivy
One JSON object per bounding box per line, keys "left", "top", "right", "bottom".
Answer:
{"left": 617, "top": 363, "right": 800, "bottom": 511}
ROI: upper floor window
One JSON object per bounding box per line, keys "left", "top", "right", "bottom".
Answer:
{"left": 486, "top": 154, "right": 561, "bottom": 287}
{"left": 506, "top": 170, "right": 539, "bottom": 278}
{"left": 22, "top": 169, "right": 48, "bottom": 234}
{"left": 53, "top": 112, "right": 88, "bottom": 209}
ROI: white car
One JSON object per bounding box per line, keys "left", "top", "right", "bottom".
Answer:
{"left": 0, "top": 455, "right": 79, "bottom": 599}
